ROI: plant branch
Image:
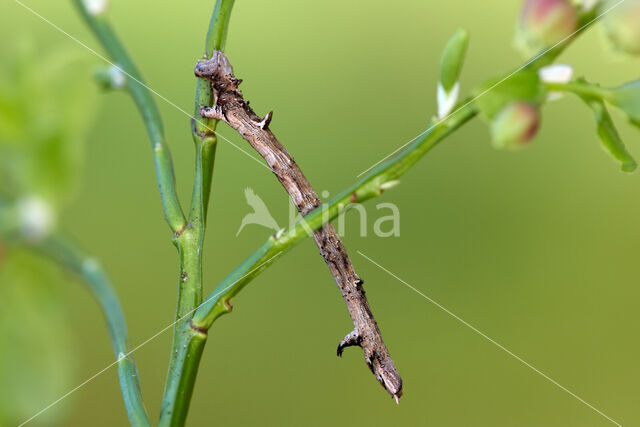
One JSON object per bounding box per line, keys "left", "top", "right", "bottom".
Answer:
{"left": 38, "top": 233, "right": 150, "bottom": 427}
{"left": 544, "top": 81, "right": 609, "bottom": 99}
{"left": 72, "top": 0, "right": 186, "bottom": 233}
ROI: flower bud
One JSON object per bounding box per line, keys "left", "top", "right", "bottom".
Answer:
{"left": 491, "top": 102, "right": 541, "bottom": 149}
{"left": 516, "top": 0, "right": 578, "bottom": 56}
{"left": 94, "top": 64, "right": 126, "bottom": 90}
{"left": 437, "top": 29, "right": 469, "bottom": 118}
{"left": 82, "top": 0, "right": 108, "bottom": 16}
{"left": 602, "top": 0, "right": 640, "bottom": 55}
{"left": 17, "top": 196, "right": 55, "bottom": 241}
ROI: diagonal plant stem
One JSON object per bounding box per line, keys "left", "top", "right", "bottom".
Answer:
{"left": 72, "top": 0, "right": 186, "bottom": 234}
{"left": 37, "top": 233, "right": 150, "bottom": 426}
{"left": 159, "top": 1, "right": 235, "bottom": 426}
{"left": 191, "top": 102, "right": 476, "bottom": 327}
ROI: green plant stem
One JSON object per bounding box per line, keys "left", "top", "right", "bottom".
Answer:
{"left": 38, "top": 233, "right": 150, "bottom": 427}
{"left": 72, "top": 1, "right": 186, "bottom": 233}
{"left": 159, "top": 1, "right": 235, "bottom": 426}
{"left": 188, "top": 0, "right": 234, "bottom": 226}
{"left": 545, "top": 81, "right": 609, "bottom": 99}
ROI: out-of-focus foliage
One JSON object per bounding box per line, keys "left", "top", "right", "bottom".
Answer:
{"left": 602, "top": 0, "right": 640, "bottom": 55}
{"left": 0, "top": 40, "right": 97, "bottom": 209}
{"left": 515, "top": 0, "right": 578, "bottom": 57}
{"left": 0, "top": 42, "right": 97, "bottom": 425}
{"left": 605, "top": 79, "right": 640, "bottom": 124}
{"left": 0, "top": 249, "right": 75, "bottom": 426}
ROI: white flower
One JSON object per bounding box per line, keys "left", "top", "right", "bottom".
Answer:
{"left": 17, "top": 196, "right": 55, "bottom": 241}
{"left": 437, "top": 81, "right": 460, "bottom": 119}
{"left": 538, "top": 64, "right": 573, "bottom": 101}
{"left": 82, "top": 0, "right": 108, "bottom": 16}
{"left": 538, "top": 64, "right": 573, "bottom": 83}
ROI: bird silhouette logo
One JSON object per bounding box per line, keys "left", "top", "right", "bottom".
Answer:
{"left": 236, "top": 187, "right": 280, "bottom": 236}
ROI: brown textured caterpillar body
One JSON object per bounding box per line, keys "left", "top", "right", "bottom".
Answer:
{"left": 195, "top": 51, "right": 403, "bottom": 402}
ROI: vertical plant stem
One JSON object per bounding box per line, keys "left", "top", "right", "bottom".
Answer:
{"left": 159, "top": 1, "right": 235, "bottom": 426}
{"left": 38, "top": 234, "right": 150, "bottom": 427}
{"left": 190, "top": 0, "right": 234, "bottom": 225}
{"left": 72, "top": 0, "right": 186, "bottom": 233}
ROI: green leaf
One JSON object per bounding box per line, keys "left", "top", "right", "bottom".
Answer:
{"left": 578, "top": 93, "right": 637, "bottom": 173}
{"left": 439, "top": 29, "right": 469, "bottom": 93}
{"left": 474, "top": 69, "right": 547, "bottom": 119}
{"left": 604, "top": 79, "right": 640, "bottom": 123}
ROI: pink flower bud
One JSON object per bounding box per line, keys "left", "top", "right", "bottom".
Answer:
{"left": 491, "top": 102, "right": 541, "bottom": 149}
{"left": 517, "top": 0, "right": 578, "bottom": 55}
{"left": 603, "top": 0, "right": 640, "bottom": 55}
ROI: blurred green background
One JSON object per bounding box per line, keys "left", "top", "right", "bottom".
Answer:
{"left": 2, "top": 0, "right": 640, "bottom": 425}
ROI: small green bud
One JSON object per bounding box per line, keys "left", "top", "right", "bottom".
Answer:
{"left": 602, "top": 0, "right": 640, "bottom": 55}
{"left": 439, "top": 29, "right": 469, "bottom": 93}
{"left": 94, "top": 65, "right": 126, "bottom": 90}
{"left": 491, "top": 102, "right": 541, "bottom": 149}
{"left": 516, "top": 0, "right": 578, "bottom": 56}
{"left": 437, "top": 29, "right": 469, "bottom": 118}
